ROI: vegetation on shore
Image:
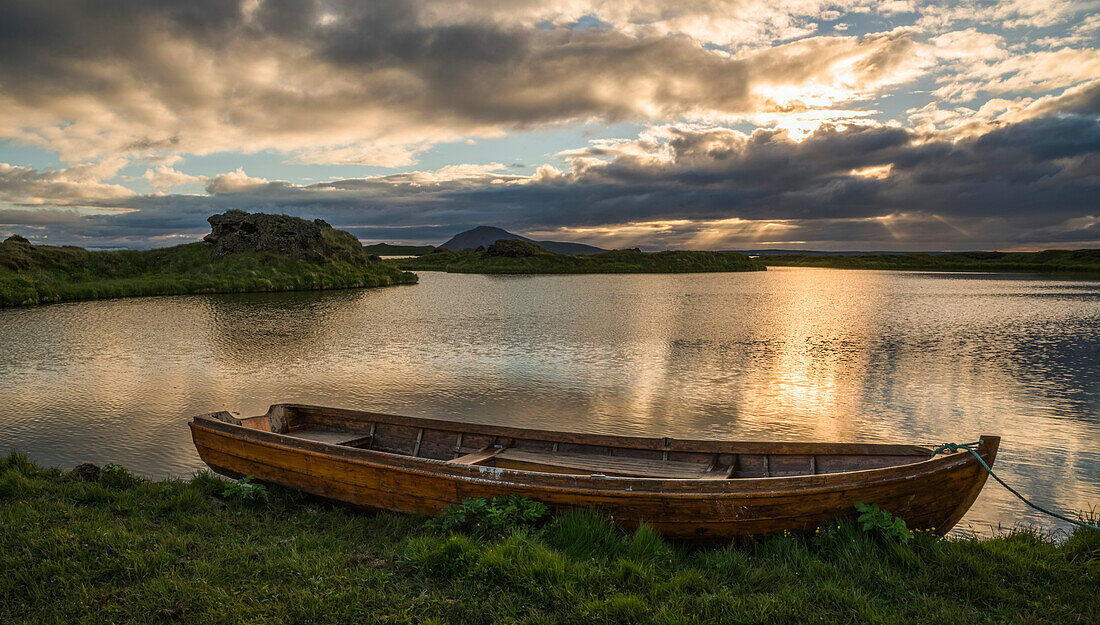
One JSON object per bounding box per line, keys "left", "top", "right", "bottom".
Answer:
{"left": 0, "top": 212, "right": 417, "bottom": 307}
{"left": 392, "top": 239, "right": 766, "bottom": 274}
{"left": 757, "top": 249, "right": 1100, "bottom": 274}
{"left": 2, "top": 452, "right": 1096, "bottom": 625}
{"left": 362, "top": 242, "right": 437, "bottom": 256}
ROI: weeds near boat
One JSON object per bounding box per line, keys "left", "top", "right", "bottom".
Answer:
{"left": 854, "top": 501, "right": 914, "bottom": 543}
{"left": 220, "top": 475, "right": 270, "bottom": 503}
{"left": 428, "top": 495, "right": 548, "bottom": 539}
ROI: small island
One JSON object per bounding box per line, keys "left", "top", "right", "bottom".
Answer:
{"left": 757, "top": 250, "right": 1100, "bottom": 274}
{"left": 390, "top": 239, "right": 766, "bottom": 274}
{"left": 0, "top": 210, "right": 417, "bottom": 307}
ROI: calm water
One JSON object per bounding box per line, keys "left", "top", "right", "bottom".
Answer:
{"left": 2, "top": 267, "right": 1097, "bottom": 534}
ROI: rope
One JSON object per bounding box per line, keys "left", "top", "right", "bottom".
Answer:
{"left": 931, "top": 440, "right": 1099, "bottom": 531}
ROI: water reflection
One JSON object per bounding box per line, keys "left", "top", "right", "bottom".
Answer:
{"left": 0, "top": 267, "right": 1097, "bottom": 534}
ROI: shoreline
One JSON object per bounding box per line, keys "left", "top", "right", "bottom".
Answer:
{"left": 0, "top": 277, "right": 419, "bottom": 309}
{"left": 390, "top": 245, "right": 766, "bottom": 274}
{"left": 3, "top": 453, "right": 1097, "bottom": 624}
{"left": 756, "top": 250, "right": 1100, "bottom": 275}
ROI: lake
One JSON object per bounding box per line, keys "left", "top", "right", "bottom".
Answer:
{"left": 1, "top": 267, "right": 1097, "bottom": 535}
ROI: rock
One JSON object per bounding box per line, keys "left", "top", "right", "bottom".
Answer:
{"left": 71, "top": 463, "right": 101, "bottom": 481}
{"left": 203, "top": 210, "right": 371, "bottom": 264}
{"left": 4, "top": 234, "right": 30, "bottom": 245}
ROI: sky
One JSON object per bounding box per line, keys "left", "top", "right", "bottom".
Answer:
{"left": 0, "top": 0, "right": 1098, "bottom": 251}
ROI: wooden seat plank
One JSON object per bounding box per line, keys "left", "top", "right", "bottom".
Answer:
{"left": 289, "top": 428, "right": 374, "bottom": 447}
{"left": 495, "top": 449, "right": 710, "bottom": 478}
{"left": 450, "top": 447, "right": 505, "bottom": 465}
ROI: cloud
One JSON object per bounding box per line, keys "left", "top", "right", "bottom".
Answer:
{"left": 933, "top": 48, "right": 1100, "bottom": 101}
{"left": 205, "top": 168, "right": 280, "bottom": 194}
{"left": 0, "top": 161, "right": 135, "bottom": 206}
{"left": 142, "top": 165, "right": 206, "bottom": 192}
{"left": 908, "top": 79, "right": 1100, "bottom": 136}
{"left": 913, "top": 0, "right": 1086, "bottom": 30}
{"left": 0, "top": 1, "right": 936, "bottom": 168}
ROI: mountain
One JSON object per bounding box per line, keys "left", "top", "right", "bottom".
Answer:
{"left": 439, "top": 226, "right": 605, "bottom": 255}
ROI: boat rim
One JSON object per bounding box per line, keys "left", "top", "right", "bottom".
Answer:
{"left": 190, "top": 410, "right": 998, "bottom": 491}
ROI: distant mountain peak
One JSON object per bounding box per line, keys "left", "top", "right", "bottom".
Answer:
{"left": 439, "top": 226, "right": 605, "bottom": 255}
{"left": 465, "top": 225, "right": 512, "bottom": 234}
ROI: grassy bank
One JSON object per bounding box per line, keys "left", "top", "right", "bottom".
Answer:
{"left": 2, "top": 453, "right": 1096, "bottom": 625}
{"left": 393, "top": 239, "right": 765, "bottom": 274}
{"left": 0, "top": 234, "right": 417, "bottom": 307}
{"left": 757, "top": 249, "right": 1100, "bottom": 275}
{"left": 363, "top": 243, "right": 437, "bottom": 256}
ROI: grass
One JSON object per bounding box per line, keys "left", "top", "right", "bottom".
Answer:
{"left": 391, "top": 240, "right": 765, "bottom": 274}
{"left": 2, "top": 452, "right": 1097, "bottom": 625}
{"left": 757, "top": 249, "right": 1100, "bottom": 275}
{"left": 0, "top": 238, "right": 418, "bottom": 307}
{"left": 362, "top": 243, "right": 437, "bottom": 256}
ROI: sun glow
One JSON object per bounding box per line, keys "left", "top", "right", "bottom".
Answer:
{"left": 849, "top": 164, "right": 894, "bottom": 179}
{"left": 536, "top": 216, "right": 801, "bottom": 249}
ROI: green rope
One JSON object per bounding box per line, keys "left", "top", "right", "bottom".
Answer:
{"left": 931, "top": 440, "right": 1099, "bottom": 531}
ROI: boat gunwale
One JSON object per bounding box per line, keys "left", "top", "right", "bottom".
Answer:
{"left": 190, "top": 412, "right": 995, "bottom": 498}
{"left": 258, "top": 403, "right": 938, "bottom": 456}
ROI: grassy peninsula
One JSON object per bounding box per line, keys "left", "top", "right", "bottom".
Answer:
{"left": 362, "top": 243, "right": 437, "bottom": 256}
{"left": 2, "top": 453, "right": 1096, "bottom": 625}
{"left": 757, "top": 249, "right": 1100, "bottom": 274}
{"left": 392, "top": 239, "right": 765, "bottom": 274}
{"left": 0, "top": 211, "right": 417, "bottom": 307}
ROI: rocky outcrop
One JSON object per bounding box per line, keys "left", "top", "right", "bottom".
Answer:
{"left": 203, "top": 210, "right": 372, "bottom": 264}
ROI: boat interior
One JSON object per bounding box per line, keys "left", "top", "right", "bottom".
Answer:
{"left": 216, "top": 404, "right": 936, "bottom": 480}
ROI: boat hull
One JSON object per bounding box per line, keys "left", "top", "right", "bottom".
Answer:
{"left": 190, "top": 411, "right": 998, "bottom": 541}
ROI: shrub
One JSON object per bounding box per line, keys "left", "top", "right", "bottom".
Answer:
{"left": 220, "top": 475, "right": 270, "bottom": 503}
{"left": 854, "top": 502, "right": 913, "bottom": 543}
{"left": 429, "top": 495, "right": 549, "bottom": 539}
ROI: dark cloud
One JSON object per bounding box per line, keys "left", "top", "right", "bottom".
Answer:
{"left": 4, "top": 102, "right": 1097, "bottom": 250}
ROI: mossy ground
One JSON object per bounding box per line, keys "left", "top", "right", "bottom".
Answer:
{"left": 2, "top": 453, "right": 1097, "bottom": 625}
{"left": 0, "top": 239, "right": 417, "bottom": 307}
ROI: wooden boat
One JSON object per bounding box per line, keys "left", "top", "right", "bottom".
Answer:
{"left": 190, "top": 403, "right": 999, "bottom": 541}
